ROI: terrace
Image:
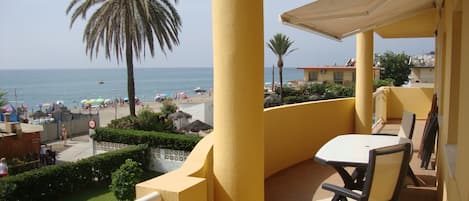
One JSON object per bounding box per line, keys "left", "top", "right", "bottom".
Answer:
{"left": 265, "top": 107, "right": 437, "bottom": 201}
{"left": 136, "top": 0, "right": 468, "bottom": 201}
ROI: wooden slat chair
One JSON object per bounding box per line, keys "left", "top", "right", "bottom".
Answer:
{"left": 321, "top": 143, "right": 411, "bottom": 201}
{"left": 419, "top": 94, "right": 439, "bottom": 169}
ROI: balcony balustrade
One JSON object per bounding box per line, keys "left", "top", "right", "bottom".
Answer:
{"left": 137, "top": 87, "right": 436, "bottom": 201}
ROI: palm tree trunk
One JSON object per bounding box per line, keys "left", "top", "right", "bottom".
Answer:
{"left": 271, "top": 65, "right": 275, "bottom": 92}
{"left": 279, "top": 66, "right": 283, "bottom": 100}
{"left": 125, "top": 39, "right": 136, "bottom": 117}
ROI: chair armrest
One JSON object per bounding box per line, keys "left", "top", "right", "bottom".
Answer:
{"left": 372, "top": 133, "right": 398, "bottom": 136}
{"left": 322, "top": 183, "right": 363, "bottom": 200}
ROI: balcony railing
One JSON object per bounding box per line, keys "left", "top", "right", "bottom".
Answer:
{"left": 135, "top": 192, "right": 161, "bottom": 201}
{"left": 136, "top": 87, "right": 435, "bottom": 201}
{"left": 373, "top": 87, "right": 387, "bottom": 128}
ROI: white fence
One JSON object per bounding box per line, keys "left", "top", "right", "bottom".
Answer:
{"left": 93, "top": 141, "right": 190, "bottom": 173}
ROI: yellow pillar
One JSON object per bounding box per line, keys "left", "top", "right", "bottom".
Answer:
{"left": 212, "top": 0, "right": 264, "bottom": 200}
{"left": 355, "top": 31, "right": 374, "bottom": 133}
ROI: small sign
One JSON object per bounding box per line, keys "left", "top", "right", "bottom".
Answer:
{"left": 88, "top": 119, "right": 97, "bottom": 129}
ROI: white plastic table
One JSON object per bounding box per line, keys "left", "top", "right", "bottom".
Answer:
{"left": 315, "top": 134, "right": 412, "bottom": 201}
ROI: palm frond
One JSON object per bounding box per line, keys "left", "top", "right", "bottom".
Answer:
{"left": 67, "top": 0, "right": 182, "bottom": 62}
{"left": 267, "top": 33, "right": 296, "bottom": 58}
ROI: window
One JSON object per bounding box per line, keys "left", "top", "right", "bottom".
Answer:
{"left": 308, "top": 71, "right": 318, "bottom": 81}
{"left": 333, "top": 72, "right": 344, "bottom": 84}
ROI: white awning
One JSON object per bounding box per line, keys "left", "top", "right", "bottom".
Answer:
{"left": 280, "top": 0, "right": 436, "bottom": 40}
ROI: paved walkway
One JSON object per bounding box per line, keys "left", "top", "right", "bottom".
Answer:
{"left": 47, "top": 135, "right": 94, "bottom": 163}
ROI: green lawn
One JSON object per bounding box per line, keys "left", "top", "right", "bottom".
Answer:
{"left": 57, "top": 171, "right": 162, "bottom": 201}
{"left": 58, "top": 186, "right": 116, "bottom": 201}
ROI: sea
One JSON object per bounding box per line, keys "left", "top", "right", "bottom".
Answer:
{"left": 0, "top": 67, "right": 303, "bottom": 111}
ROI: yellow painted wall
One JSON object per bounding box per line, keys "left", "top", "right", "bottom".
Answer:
{"left": 386, "top": 87, "right": 434, "bottom": 119}
{"left": 434, "top": 0, "right": 469, "bottom": 201}
{"left": 318, "top": 70, "right": 334, "bottom": 82}
{"left": 455, "top": 0, "right": 469, "bottom": 200}
{"left": 303, "top": 69, "right": 379, "bottom": 85}
{"left": 264, "top": 98, "right": 355, "bottom": 177}
{"left": 304, "top": 69, "right": 350, "bottom": 83}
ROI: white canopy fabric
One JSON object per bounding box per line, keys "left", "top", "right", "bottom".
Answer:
{"left": 280, "top": 0, "right": 436, "bottom": 40}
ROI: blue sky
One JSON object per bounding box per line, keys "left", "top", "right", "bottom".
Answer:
{"left": 0, "top": 0, "right": 434, "bottom": 69}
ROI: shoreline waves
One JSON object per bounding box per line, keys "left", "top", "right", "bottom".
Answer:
{"left": 0, "top": 68, "right": 302, "bottom": 113}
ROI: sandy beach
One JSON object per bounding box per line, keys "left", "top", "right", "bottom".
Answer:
{"left": 71, "top": 94, "right": 213, "bottom": 127}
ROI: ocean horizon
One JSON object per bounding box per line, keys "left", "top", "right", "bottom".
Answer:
{"left": 0, "top": 67, "right": 303, "bottom": 111}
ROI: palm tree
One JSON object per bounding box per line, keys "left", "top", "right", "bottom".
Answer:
{"left": 67, "top": 0, "right": 182, "bottom": 117}
{"left": 267, "top": 33, "right": 297, "bottom": 100}
{"left": 0, "top": 89, "right": 7, "bottom": 107}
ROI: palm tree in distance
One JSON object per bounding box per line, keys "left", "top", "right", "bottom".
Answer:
{"left": 67, "top": 0, "right": 182, "bottom": 117}
{"left": 267, "top": 33, "right": 297, "bottom": 100}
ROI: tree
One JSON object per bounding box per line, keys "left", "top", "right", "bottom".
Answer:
{"left": 67, "top": 0, "right": 182, "bottom": 117}
{"left": 267, "top": 33, "right": 297, "bottom": 100}
{"left": 376, "top": 51, "right": 413, "bottom": 86}
{"left": 0, "top": 90, "right": 7, "bottom": 107}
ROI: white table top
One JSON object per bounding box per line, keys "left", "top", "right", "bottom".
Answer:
{"left": 315, "top": 134, "right": 412, "bottom": 167}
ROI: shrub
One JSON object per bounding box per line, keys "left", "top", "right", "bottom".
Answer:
{"left": 309, "top": 83, "right": 327, "bottom": 95}
{"left": 264, "top": 94, "right": 282, "bottom": 108}
{"left": 275, "top": 87, "right": 302, "bottom": 97}
{"left": 322, "top": 83, "right": 355, "bottom": 99}
{"left": 135, "top": 108, "right": 174, "bottom": 132}
{"left": 93, "top": 128, "right": 201, "bottom": 151}
{"left": 108, "top": 116, "right": 137, "bottom": 130}
{"left": 0, "top": 145, "right": 148, "bottom": 201}
{"left": 160, "top": 99, "right": 178, "bottom": 115}
{"left": 108, "top": 108, "right": 175, "bottom": 133}
{"left": 283, "top": 96, "right": 309, "bottom": 104}
{"left": 373, "top": 78, "right": 394, "bottom": 91}
{"left": 110, "top": 159, "right": 143, "bottom": 201}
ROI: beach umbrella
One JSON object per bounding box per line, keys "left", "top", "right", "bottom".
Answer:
{"left": 2, "top": 104, "right": 16, "bottom": 112}
{"left": 104, "top": 99, "right": 111, "bottom": 104}
{"left": 181, "top": 120, "right": 213, "bottom": 132}
{"left": 56, "top": 100, "right": 64, "bottom": 105}
{"left": 80, "top": 99, "right": 88, "bottom": 104}
{"left": 95, "top": 98, "right": 105, "bottom": 104}
{"left": 85, "top": 99, "right": 96, "bottom": 105}
{"left": 168, "top": 110, "right": 192, "bottom": 120}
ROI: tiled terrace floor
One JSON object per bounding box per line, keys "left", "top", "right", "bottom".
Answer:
{"left": 265, "top": 119, "right": 437, "bottom": 201}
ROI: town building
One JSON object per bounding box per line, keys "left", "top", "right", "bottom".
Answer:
{"left": 297, "top": 65, "right": 381, "bottom": 87}
{"left": 410, "top": 52, "right": 436, "bottom": 84}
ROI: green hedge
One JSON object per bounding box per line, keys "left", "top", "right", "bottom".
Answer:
{"left": 93, "top": 128, "right": 201, "bottom": 151}
{"left": 0, "top": 145, "right": 148, "bottom": 201}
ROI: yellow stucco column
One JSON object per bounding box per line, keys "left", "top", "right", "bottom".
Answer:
{"left": 212, "top": 0, "right": 264, "bottom": 200}
{"left": 355, "top": 31, "right": 374, "bottom": 133}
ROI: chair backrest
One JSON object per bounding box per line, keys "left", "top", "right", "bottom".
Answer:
{"left": 362, "top": 143, "right": 411, "bottom": 201}
{"left": 398, "top": 111, "right": 416, "bottom": 139}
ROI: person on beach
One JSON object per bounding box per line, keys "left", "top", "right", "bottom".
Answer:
{"left": 0, "top": 157, "right": 8, "bottom": 177}
{"left": 62, "top": 124, "right": 68, "bottom": 145}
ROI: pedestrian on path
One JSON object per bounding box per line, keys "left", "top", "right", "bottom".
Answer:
{"left": 62, "top": 124, "right": 68, "bottom": 146}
